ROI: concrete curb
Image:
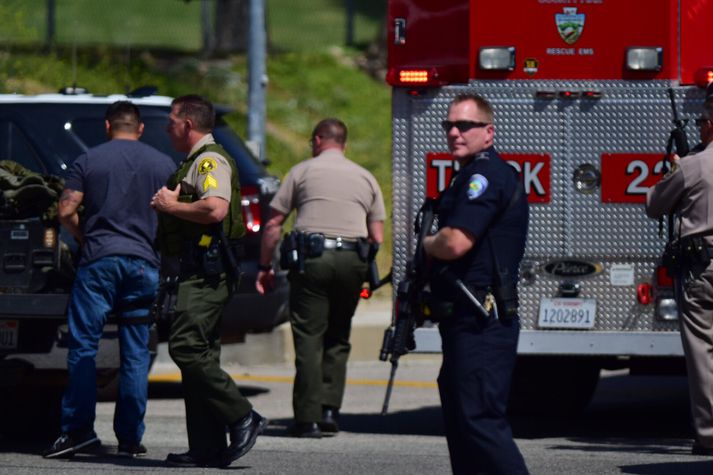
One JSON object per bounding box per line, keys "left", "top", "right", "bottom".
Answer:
{"left": 154, "top": 296, "right": 395, "bottom": 370}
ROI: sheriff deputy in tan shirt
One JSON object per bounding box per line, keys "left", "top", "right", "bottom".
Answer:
{"left": 256, "top": 117, "right": 385, "bottom": 438}
{"left": 646, "top": 95, "right": 713, "bottom": 456}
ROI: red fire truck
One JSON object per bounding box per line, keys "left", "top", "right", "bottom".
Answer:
{"left": 385, "top": 0, "right": 713, "bottom": 410}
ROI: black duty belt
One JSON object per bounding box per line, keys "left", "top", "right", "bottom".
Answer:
{"left": 323, "top": 237, "right": 358, "bottom": 251}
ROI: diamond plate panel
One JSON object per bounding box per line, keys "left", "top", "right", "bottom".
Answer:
{"left": 392, "top": 81, "right": 705, "bottom": 341}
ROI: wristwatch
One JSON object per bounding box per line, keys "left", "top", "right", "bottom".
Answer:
{"left": 258, "top": 263, "right": 273, "bottom": 272}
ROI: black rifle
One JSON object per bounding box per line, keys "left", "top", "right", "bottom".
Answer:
{"left": 659, "top": 87, "right": 690, "bottom": 242}
{"left": 378, "top": 198, "right": 436, "bottom": 415}
{"left": 659, "top": 89, "right": 690, "bottom": 260}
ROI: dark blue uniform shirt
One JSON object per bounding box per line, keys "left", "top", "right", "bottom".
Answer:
{"left": 431, "top": 146, "right": 528, "bottom": 296}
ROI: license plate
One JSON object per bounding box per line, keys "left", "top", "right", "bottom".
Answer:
{"left": 538, "top": 298, "right": 596, "bottom": 329}
{"left": 0, "top": 320, "right": 18, "bottom": 349}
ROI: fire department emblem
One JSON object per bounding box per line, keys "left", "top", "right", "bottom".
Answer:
{"left": 524, "top": 58, "right": 539, "bottom": 76}
{"left": 555, "top": 7, "right": 585, "bottom": 45}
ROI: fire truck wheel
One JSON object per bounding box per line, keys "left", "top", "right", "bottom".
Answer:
{"left": 507, "top": 356, "right": 601, "bottom": 416}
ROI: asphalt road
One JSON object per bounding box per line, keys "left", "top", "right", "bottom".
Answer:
{"left": 1, "top": 359, "right": 713, "bottom": 474}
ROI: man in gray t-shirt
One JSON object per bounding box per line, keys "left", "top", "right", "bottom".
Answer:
{"left": 44, "top": 101, "right": 175, "bottom": 459}
{"left": 256, "top": 118, "right": 385, "bottom": 438}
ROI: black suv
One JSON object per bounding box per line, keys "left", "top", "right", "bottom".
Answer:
{"left": 0, "top": 89, "right": 288, "bottom": 429}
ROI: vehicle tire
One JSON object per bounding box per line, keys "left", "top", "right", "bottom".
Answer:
{"left": 508, "top": 356, "right": 601, "bottom": 416}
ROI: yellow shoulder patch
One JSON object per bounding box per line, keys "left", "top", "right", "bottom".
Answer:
{"left": 203, "top": 173, "right": 218, "bottom": 192}
{"left": 198, "top": 157, "right": 218, "bottom": 175}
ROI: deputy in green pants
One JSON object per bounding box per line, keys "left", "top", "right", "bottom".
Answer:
{"left": 256, "top": 118, "right": 386, "bottom": 438}
{"left": 152, "top": 95, "right": 266, "bottom": 467}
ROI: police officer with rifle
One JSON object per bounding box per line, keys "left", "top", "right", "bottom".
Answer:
{"left": 646, "top": 85, "right": 713, "bottom": 456}
{"left": 383, "top": 94, "right": 529, "bottom": 474}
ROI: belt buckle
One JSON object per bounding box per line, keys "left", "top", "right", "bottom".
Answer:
{"left": 335, "top": 237, "right": 343, "bottom": 249}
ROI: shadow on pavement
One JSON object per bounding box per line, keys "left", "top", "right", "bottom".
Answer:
{"left": 149, "top": 381, "right": 269, "bottom": 399}
{"left": 261, "top": 406, "right": 446, "bottom": 438}
{"left": 621, "top": 460, "right": 713, "bottom": 474}
{"left": 511, "top": 373, "right": 691, "bottom": 441}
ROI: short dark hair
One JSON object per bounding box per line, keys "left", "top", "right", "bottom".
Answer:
{"left": 105, "top": 101, "right": 141, "bottom": 133}
{"left": 450, "top": 93, "right": 494, "bottom": 123}
{"left": 311, "top": 118, "right": 348, "bottom": 145}
{"left": 172, "top": 95, "right": 215, "bottom": 132}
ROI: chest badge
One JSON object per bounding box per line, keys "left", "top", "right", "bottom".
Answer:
{"left": 467, "top": 174, "right": 489, "bottom": 200}
{"left": 198, "top": 157, "right": 217, "bottom": 175}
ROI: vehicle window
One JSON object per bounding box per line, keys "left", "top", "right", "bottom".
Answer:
{"left": 69, "top": 117, "right": 105, "bottom": 149}
{"left": 212, "top": 120, "right": 266, "bottom": 184}
{"left": 0, "top": 120, "right": 46, "bottom": 173}
{"left": 140, "top": 117, "right": 184, "bottom": 164}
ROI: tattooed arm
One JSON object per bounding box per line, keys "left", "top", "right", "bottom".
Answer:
{"left": 58, "top": 188, "right": 84, "bottom": 244}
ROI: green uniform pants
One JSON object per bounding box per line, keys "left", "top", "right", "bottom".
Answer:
{"left": 168, "top": 275, "right": 252, "bottom": 452}
{"left": 288, "top": 249, "right": 368, "bottom": 423}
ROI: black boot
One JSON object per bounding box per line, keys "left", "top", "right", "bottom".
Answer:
{"left": 219, "top": 410, "right": 268, "bottom": 467}
{"left": 319, "top": 406, "right": 340, "bottom": 433}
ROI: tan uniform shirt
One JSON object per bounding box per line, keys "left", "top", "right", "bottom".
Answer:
{"left": 180, "top": 134, "right": 232, "bottom": 202}
{"left": 646, "top": 141, "right": 713, "bottom": 245}
{"left": 270, "top": 149, "right": 386, "bottom": 239}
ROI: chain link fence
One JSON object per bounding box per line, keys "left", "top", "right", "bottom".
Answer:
{"left": 0, "top": 0, "right": 384, "bottom": 53}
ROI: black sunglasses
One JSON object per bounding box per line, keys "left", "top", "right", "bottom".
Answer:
{"left": 695, "top": 117, "right": 711, "bottom": 127}
{"left": 441, "top": 120, "right": 490, "bottom": 133}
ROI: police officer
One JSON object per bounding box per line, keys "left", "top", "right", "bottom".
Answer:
{"left": 256, "top": 118, "right": 386, "bottom": 438}
{"left": 646, "top": 96, "right": 713, "bottom": 456}
{"left": 151, "top": 95, "right": 266, "bottom": 468}
{"left": 423, "top": 94, "right": 529, "bottom": 474}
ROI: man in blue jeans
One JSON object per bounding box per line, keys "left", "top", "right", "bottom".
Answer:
{"left": 43, "top": 101, "right": 175, "bottom": 459}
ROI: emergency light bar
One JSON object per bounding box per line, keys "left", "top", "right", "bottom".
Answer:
{"left": 625, "top": 47, "right": 662, "bottom": 71}
{"left": 478, "top": 47, "right": 515, "bottom": 71}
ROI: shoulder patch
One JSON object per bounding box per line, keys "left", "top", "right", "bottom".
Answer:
{"left": 467, "top": 174, "right": 489, "bottom": 200}
{"left": 198, "top": 158, "right": 218, "bottom": 175}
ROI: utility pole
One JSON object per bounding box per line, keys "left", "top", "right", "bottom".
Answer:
{"left": 345, "top": 0, "right": 355, "bottom": 46}
{"left": 45, "top": 0, "right": 56, "bottom": 50}
{"left": 247, "top": 0, "right": 267, "bottom": 162}
{"left": 200, "top": 0, "right": 214, "bottom": 56}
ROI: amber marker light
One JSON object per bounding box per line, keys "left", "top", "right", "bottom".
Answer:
{"left": 398, "top": 69, "right": 430, "bottom": 84}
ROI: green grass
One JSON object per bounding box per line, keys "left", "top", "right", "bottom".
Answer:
{"left": 0, "top": 0, "right": 385, "bottom": 52}
{"left": 268, "top": 0, "right": 385, "bottom": 51}
{"left": 0, "top": 0, "right": 203, "bottom": 50}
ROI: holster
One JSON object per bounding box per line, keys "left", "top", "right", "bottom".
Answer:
{"left": 279, "top": 231, "right": 329, "bottom": 273}
{"left": 682, "top": 235, "right": 711, "bottom": 266}
{"left": 151, "top": 262, "right": 179, "bottom": 334}
{"left": 662, "top": 238, "right": 683, "bottom": 274}
{"left": 279, "top": 231, "right": 304, "bottom": 271}
{"left": 492, "top": 266, "right": 518, "bottom": 321}
{"left": 663, "top": 235, "right": 711, "bottom": 272}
